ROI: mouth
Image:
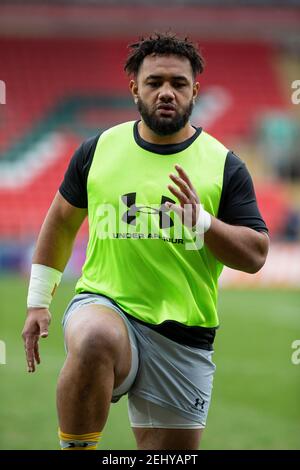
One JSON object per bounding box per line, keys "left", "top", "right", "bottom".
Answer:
{"left": 156, "top": 104, "right": 176, "bottom": 116}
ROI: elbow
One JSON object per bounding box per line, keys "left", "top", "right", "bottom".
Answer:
{"left": 244, "top": 255, "right": 267, "bottom": 274}
{"left": 245, "top": 233, "right": 270, "bottom": 274}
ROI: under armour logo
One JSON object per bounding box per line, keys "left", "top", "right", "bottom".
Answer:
{"left": 121, "top": 192, "right": 175, "bottom": 229}
{"left": 194, "top": 398, "right": 205, "bottom": 410}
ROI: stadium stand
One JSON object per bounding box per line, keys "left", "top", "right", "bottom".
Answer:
{"left": 0, "top": 38, "right": 293, "bottom": 239}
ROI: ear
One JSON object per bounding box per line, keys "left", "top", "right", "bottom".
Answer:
{"left": 130, "top": 79, "right": 139, "bottom": 104}
{"left": 193, "top": 82, "right": 200, "bottom": 103}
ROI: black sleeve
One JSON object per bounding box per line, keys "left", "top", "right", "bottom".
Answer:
{"left": 59, "top": 134, "right": 100, "bottom": 208}
{"left": 217, "top": 151, "right": 268, "bottom": 233}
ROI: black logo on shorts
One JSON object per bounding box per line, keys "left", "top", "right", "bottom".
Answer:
{"left": 192, "top": 397, "right": 205, "bottom": 411}
{"left": 121, "top": 192, "right": 175, "bottom": 229}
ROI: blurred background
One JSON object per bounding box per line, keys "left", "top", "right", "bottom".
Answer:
{"left": 0, "top": 0, "right": 299, "bottom": 450}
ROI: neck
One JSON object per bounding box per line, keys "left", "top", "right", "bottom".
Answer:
{"left": 138, "top": 120, "right": 195, "bottom": 145}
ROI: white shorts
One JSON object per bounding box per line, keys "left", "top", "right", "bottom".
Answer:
{"left": 62, "top": 293, "right": 216, "bottom": 429}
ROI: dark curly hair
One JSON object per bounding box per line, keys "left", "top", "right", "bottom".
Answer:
{"left": 124, "top": 32, "right": 205, "bottom": 78}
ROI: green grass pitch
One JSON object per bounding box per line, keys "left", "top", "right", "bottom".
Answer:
{"left": 0, "top": 275, "right": 299, "bottom": 449}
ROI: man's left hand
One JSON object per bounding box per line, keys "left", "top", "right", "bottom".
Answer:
{"left": 166, "top": 164, "right": 200, "bottom": 229}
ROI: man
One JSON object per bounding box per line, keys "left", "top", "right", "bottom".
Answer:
{"left": 22, "top": 33, "right": 269, "bottom": 450}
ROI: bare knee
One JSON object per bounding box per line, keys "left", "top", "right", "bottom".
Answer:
{"left": 68, "top": 321, "right": 124, "bottom": 364}
{"left": 64, "top": 306, "right": 132, "bottom": 390}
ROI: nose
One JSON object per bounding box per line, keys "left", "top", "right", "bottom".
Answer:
{"left": 158, "top": 83, "right": 175, "bottom": 102}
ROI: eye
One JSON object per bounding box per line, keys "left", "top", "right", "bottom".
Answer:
{"left": 147, "top": 82, "right": 160, "bottom": 88}
{"left": 173, "top": 82, "right": 186, "bottom": 89}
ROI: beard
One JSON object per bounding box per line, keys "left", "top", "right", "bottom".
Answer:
{"left": 137, "top": 97, "right": 194, "bottom": 136}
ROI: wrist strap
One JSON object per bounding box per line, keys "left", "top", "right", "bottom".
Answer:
{"left": 27, "top": 264, "right": 62, "bottom": 309}
{"left": 194, "top": 205, "right": 212, "bottom": 235}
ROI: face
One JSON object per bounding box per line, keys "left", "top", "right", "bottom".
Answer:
{"left": 130, "top": 54, "right": 199, "bottom": 136}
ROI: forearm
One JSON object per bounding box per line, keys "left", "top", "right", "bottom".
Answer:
{"left": 33, "top": 217, "right": 76, "bottom": 273}
{"left": 24, "top": 193, "right": 86, "bottom": 373}
{"left": 32, "top": 192, "right": 87, "bottom": 273}
{"left": 204, "top": 216, "right": 269, "bottom": 274}
{"left": 25, "top": 216, "right": 76, "bottom": 373}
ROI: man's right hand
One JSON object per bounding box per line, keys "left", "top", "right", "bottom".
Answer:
{"left": 22, "top": 308, "right": 51, "bottom": 373}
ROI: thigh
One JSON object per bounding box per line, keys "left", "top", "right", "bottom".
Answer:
{"left": 64, "top": 298, "right": 133, "bottom": 389}
{"left": 129, "top": 395, "right": 204, "bottom": 449}
{"left": 127, "top": 322, "right": 216, "bottom": 427}
{"left": 132, "top": 427, "right": 203, "bottom": 450}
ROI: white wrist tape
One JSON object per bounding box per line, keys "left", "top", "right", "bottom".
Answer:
{"left": 27, "top": 264, "right": 62, "bottom": 309}
{"left": 194, "top": 204, "right": 212, "bottom": 235}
